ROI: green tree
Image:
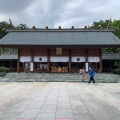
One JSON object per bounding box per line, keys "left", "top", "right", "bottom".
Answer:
{"left": 0, "top": 21, "right": 14, "bottom": 39}
{"left": 90, "top": 19, "right": 120, "bottom": 53}
{"left": 91, "top": 20, "right": 109, "bottom": 28}
{"left": 0, "top": 21, "right": 15, "bottom": 54}
{"left": 110, "top": 19, "right": 120, "bottom": 53}
{"left": 0, "top": 21, "right": 29, "bottom": 54}
{"left": 0, "top": 22, "right": 29, "bottom": 39}
{"left": 110, "top": 19, "right": 120, "bottom": 39}
{"left": 16, "top": 23, "right": 29, "bottom": 29}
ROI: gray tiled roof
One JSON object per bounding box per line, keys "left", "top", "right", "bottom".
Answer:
{"left": 102, "top": 53, "right": 120, "bottom": 60}
{"left": 0, "top": 31, "right": 120, "bottom": 46}
{"left": 0, "top": 54, "right": 17, "bottom": 60}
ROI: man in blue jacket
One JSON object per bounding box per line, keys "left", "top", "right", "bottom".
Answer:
{"left": 88, "top": 66, "right": 95, "bottom": 84}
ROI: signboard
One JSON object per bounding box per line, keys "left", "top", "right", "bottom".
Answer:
{"left": 50, "top": 56, "right": 69, "bottom": 62}
{"left": 88, "top": 57, "right": 100, "bottom": 62}
{"left": 20, "top": 56, "right": 31, "bottom": 62}
{"left": 85, "top": 63, "right": 88, "bottom": 72}
{"left": 56, "top": 48, "right": 62, "bottom": 55}
{"left": 30, "top": 62, "right": 33, "bottom": 71}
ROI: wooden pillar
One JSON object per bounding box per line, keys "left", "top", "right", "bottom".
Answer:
{"left": 85, "top": 48, "right": 88, "bottom": 62}
{"left": 99, "top": 48, "right": 102, "bottom": 73}
{"left": 17, "top": 48, "right": 20, "bottom": 73}
{"left": 47, "top": 48, "right": 50, "bottom": 73}
{"left": 31, "top": 49, "right": 34, "bottom": 62}
{"left": 96, "top": 63, "right": 98, "bottom": 73}
{"left": 69, "top": 49, "right": 71, "bottom": 73}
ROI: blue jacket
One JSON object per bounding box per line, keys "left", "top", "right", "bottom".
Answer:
{"left": 89, "top": 69, "right": 94, "bottom": 77}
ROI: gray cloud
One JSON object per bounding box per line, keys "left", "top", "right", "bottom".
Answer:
{"left": 0, "top": 0, "right": 120, "bottom": 28}
{"left": 0, "top": 0, "right": 34, "bottom": 13}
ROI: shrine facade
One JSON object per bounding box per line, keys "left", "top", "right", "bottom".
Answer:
{"left": 0, "top": 28, "right": 120, "bottom": 73}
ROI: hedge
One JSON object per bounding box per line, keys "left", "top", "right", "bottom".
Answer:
{"left": 0, "top": 67, "right": 10, "bottom": 73}
{"left": 113, "top": 68, "right": 120, "bottom": 75}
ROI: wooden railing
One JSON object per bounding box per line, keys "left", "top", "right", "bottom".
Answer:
{"left": 34, "top": 68, "right": 47, "bottom": 73}
{"left": 51, "top": 67, "right": 68, "bottom": 73}
{"left": 71, "top": 69, "right": 79, "bottom": 73}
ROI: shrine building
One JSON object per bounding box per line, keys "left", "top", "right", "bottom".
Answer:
{"left": 0, "top": 27, "right": 120, "bottom": 73}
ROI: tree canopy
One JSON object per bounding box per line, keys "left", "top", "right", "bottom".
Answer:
{"left": 90, "top": 19, "right": 120, "bottom": 39}
{"left": 90, "top": 19, "right": 120, "bottom": 53}
{"left": 0, "top": 21, "right": 13, "bottom": 39}
{"left": 0, "top": 21, "right": 29, "bottom": 39}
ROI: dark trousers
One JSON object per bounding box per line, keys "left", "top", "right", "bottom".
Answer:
{"left": 89, "top": 76, "right": 95, "bottom": 83}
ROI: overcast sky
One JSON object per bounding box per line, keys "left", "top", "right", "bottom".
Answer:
{"left": 0, "top": 0, "right": 119, "bottom": 28}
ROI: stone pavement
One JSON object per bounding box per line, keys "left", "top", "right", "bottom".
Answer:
{"left": 0, "top": 82, "right": 120, "bottom": 120}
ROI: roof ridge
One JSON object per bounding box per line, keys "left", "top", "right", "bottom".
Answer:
{"left": 6, "top": 28, "right": 117, "bottom": 32}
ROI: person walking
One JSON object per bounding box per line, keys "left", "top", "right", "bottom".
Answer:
{"left": 88, "top": 66, "right": 95, "bottom": 84}
{"left": 79, "top": 67, "right": 86, "bottom": 82}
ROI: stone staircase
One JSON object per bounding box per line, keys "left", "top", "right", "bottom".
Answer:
{"left": 0, "top": 73, "right": 120, "bottom": 83}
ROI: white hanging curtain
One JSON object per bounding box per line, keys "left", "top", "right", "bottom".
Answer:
{"left": 20, "top": 56, "right": 31, "bottom": 62}
{"left": 88, "top": 57, "right": 100, "bottom": 62}
{"left": 71, "top": 57, "right": 85, "bottom": 62}
{"left": 34, "top": 56, "right": 47, "bottom": 62}
{"left": 50, "top": 56, "right": 69, "bottom": 62}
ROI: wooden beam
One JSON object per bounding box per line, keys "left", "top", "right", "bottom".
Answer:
{"left": 85, "top": 48, "right": 88, "bottom": 62}
{"left": 47, "top": 49, "right": 50, "bottom": 73}
{"left": 69, "top": 49, "right": 71, "bottom": 73}
{"left": 17, "top": 48, "right": 20, "bottom": 73}
{"left": 99, "top": 49, "right": 102, "bottom": 73}
{"left": 31, "top": 49, "right": 34, "bottom": 62}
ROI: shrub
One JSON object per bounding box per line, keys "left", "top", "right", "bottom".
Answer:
{"left": 113, "top": 68, "right": 120, "bottom": 75}
{"left": 0, "top": 67, "right": 10, "bottom": 73}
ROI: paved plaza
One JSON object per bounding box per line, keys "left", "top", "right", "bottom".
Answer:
{"left": 0, "top": 82, "right": 120, "bottom": 120}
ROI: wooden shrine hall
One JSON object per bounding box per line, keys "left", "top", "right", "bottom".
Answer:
{"left": 0, "top": 27, "right": 120, "bottom": 73}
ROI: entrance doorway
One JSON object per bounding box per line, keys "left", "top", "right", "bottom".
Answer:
{"left": 34, "top": 62, "right": 47, "bottom": 73}
{"left": 88, "top": 62, "right": 100, "bottom": 73}
{"left": 71, "top": 62, "right": 84, "bottom": 73}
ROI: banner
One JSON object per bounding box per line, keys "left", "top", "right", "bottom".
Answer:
{"left": 50, "top": 56, "right": 69, "bottom": 62}
{"left": 20, "top": 56, "right": 31, "bottom": 62}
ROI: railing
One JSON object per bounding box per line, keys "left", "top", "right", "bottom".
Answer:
{"left": 24, "top": 68, "right": 30, "bottom": 72}
{"left": 71, "top": 69, "right": 79, "bottom": 73}
{"left": 34, "top": 68, "right": 47, "bottom": 73}
{"left": 51, "top": 67, "right": 68, "bottom": 73}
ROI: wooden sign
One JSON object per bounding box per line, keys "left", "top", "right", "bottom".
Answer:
{"left": 56, "top": 48, "right": 62, "bottom": 55}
